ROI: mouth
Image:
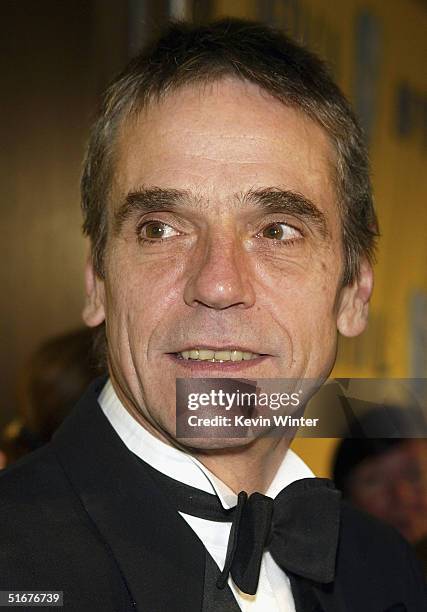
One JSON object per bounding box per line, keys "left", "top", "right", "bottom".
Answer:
{"left": 167, "top": 346, "right": 270, "bottom": 370}
{"left": 176, "top": 348, "right": 261, "bottom": 362}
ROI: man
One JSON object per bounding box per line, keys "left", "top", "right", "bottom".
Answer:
{"left": 0, "top": 19, "right": 425, "bottom": 611}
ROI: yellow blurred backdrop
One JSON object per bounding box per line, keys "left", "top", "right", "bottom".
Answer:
{"left": 210, "top": 0, "right": 427, "bottom": 475}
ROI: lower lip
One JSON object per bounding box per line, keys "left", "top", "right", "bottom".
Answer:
{"left": 166, "top": 353, "right": 270, "bottom": 373}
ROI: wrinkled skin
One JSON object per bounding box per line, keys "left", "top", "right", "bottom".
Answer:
{"left": 83, "top": 78, "right": 372, "bottom": 451}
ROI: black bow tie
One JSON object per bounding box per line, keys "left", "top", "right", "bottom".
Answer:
{"left": 216, "top": 478, "right": 341, "bottom": 595}
{"left": 141, "top": 458, "right": 342, "bottom": 596}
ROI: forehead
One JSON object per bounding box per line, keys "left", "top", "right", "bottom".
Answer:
{"left": 112, "top": 78, "right": 338, "bottom": 218}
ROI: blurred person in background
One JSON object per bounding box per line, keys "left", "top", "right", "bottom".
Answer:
{"left": 0, "top": 419, "right": 42, "bottom": 468}
{"left": 0, "top": 328, "right": 102, "bottom": 468}
{"left": 333, "top": 437, "right": 427, "bottom": 575}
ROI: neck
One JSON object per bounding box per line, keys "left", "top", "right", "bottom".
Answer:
{"left": 192, "top": 436, "right": 292, "bottom": 495}
{"left": 111, "top": 377, "right": 292, "bottom": 495}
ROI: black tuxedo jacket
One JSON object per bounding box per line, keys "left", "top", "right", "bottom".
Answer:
{"left": 0, "top": 378, "right": 425, "bottom": 612}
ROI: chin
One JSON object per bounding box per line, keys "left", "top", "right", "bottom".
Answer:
{"left": 175, "top": 436, "right": 255, "bottom": 452}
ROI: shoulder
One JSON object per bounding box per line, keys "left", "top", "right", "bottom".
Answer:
{"left": 0, "top": 446, "right": 133, "bottom": 609}
{"left": 339, "top": 499, "right": 411, "bottom": 559}
{"left": 340, "top": 499, "right": 399, "bottom": 543}
{"left": 0, "top": 443, "right": 66, "bottom": 505}
{"left": 0, "top": 444, "right": 94, "bottom": 562}
{"left": 337, "top": 500, "right": 426, "bottom": 608}
{"left": 0, "top": 443, "right": 88, "bottom": 551}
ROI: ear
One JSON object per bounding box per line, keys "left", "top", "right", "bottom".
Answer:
{"left": 337, "top": 258, "right": 374, "bottom": 337}
{"left": 82, "top": 256, "right": 106, "bottom": 327}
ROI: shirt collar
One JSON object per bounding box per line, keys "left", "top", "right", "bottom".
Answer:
{"left": 99, "top": 378, "right": 314, "bottom": 509}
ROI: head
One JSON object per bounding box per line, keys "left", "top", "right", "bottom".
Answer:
{"left": 333, "top": 438, "right": 427, "bottom": 543}
{"left": 81, "top": 19, "right": 377, "bottom": 449}
{"left": 18, "top": 328, "right": 102, "bottom": 442}
{"left": 0, "top": 328, "right": 102, "bottom": 468}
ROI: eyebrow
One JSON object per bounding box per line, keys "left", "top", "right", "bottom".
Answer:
{"left": 113, "top": 186, "right": 329, "bottom": 238}
{"left": 243, "top": 187, "right": 329, "bottom": 237}
{"left": 114, "top": 187, "right": 190, "bottom": 233}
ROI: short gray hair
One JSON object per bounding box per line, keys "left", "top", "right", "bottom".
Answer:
{"left": 81, "top": 18, "right": 378, "bottom": 285}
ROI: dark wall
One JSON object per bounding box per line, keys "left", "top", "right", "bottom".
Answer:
{"left": 1, "top": 0, "right": 128, "bottom": 425}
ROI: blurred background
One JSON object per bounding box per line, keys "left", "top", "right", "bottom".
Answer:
{"left": 1, "top": 0, "right": 427, "bottom": 477}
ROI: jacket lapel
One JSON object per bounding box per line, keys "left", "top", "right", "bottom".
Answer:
{"left": 289, "top": 574, "right": 323, "bottom": 612}
{"left": 51, "top": 378, "right": 206, "bottom": 612}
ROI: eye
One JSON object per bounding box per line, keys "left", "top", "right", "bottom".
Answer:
{"left": 258, "top": 222, "right": 302, "bottom": 242}
{"left": 138, "top": 220, "right": 180, "bottom": 242}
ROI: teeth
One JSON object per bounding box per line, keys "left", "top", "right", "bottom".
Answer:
{"left": 177, "top": 349, "right": 260, "bottom": 362}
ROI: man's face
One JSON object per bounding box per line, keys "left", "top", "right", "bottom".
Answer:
{"left": 84, "top": 78, "right": 371, "bottom": 446}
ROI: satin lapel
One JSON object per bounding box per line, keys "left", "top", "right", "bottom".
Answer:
{"left": 289, "top": 574, "right": 324, "bottom": 612}
{"left": 202, "top": 554, "right": 241, "bottom": 612}
{"left": 51, "top": 379, "right": 206, "bottom": 612}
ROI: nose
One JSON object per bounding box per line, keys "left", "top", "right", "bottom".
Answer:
{"left": 183, "top": 231, "right": 255, "bottom": 310}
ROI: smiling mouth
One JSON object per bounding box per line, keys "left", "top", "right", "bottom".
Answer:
{"left": 174, "top": 348, "right": 261, "bottom": 363}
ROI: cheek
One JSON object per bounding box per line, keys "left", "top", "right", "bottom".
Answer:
{"left": 256, "top": 247, "right": 338, "bottom": 300}
{"left": 104, "top": 249, "right": 186, "bottom": 345}
{"left": 356, "top": 494, "right": 387, "bottom": 516}
{"left": 256, "top": 263, "right": 340, "bottom": 334}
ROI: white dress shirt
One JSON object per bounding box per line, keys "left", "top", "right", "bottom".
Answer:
{"left": 99, "top": 379, "right": 314, "bottom": 612}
